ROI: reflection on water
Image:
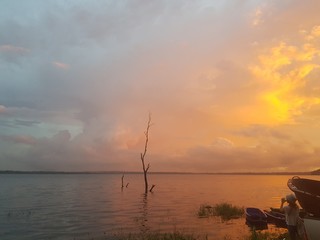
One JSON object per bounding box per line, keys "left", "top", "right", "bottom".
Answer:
{"left": 139, "top": 193, "right": 150, "bottom": 234}
{"left": 1, "top": 174, "right": 319, "bottom": 240}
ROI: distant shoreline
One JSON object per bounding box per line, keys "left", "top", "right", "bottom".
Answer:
{"left": 0, "top": 170, "right": 319, "bottom": 175}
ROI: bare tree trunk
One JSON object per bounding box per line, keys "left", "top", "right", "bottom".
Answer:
{"left": 121, "top": 174, "right": 124, "bottom": 189}
{"left": 141, "top": 113, "right": 152, "bottom": 194}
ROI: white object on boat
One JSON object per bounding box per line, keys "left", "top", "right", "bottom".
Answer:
{"left": 303, "top": 216, "right": 320, "bottom": 240}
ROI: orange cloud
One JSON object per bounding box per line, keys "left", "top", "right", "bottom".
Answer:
{"left": 249, "top": 26, "right": 320, "bottom": 125}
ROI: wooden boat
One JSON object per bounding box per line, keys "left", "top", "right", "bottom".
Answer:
{"left": 245, "top": 207, "right": 267, "bottom": 224}
{"left": 287, "top": 176, "right": 320, "bottom": 217}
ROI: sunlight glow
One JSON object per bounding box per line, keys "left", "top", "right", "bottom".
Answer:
{"left": 250, "top": 30, "right": 320, "bottom": 125}
{"left": 262, "top": 92, "right": 290, "bottom": 122}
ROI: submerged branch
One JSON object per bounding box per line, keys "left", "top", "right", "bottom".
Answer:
{"left": 149, "top": 184, "right": 156, "bottom": 192}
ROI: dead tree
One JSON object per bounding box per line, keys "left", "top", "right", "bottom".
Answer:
{"left": 140, "top": 113, "right": 154, "bottom": 194}
{"left": 121, "top": 174, "right": 129, "bottom": 190}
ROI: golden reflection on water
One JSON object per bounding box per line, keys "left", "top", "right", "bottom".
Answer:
{"left": 115, "top": 174, "right": 320, "bottom": 239}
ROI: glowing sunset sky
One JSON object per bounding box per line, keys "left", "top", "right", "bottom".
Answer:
{"left": 1, "top": 0, "right": 320, "bottom": 172}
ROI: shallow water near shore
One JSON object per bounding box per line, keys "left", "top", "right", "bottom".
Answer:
{"left": 1, "top": 173, "right": 319, "bottom": 240}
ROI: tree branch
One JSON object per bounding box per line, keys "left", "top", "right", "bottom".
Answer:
{"left": 149, "top": 184, "right": 156, "bottom": 192}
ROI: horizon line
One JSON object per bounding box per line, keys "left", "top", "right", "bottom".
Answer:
{"left": 0, "top": 170, "right": 319, "bottom": 175}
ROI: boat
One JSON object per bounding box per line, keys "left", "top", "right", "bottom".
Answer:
{"left": 263, "top": 208, "right": 287, "bottom": 228}
{"left": 264, "top": 208, "right": 308, "bottom": 239}
{"left": 287, "top": 176, "right": 320, "bottom": 240}
{"left": 287, "top": 176, "right": 320, "bottom": 217}
{"left": 245, "top": 207, "right": 268, "bottom": 224}
{"left": 303, "top": 215, "right": 320, "bottom": 240}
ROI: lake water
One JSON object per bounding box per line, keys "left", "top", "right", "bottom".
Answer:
{"left": 1, "top": 173, "right": 319, "bottom": 240}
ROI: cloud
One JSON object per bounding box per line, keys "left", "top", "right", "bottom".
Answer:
{"left": 212, "top": 137, "right": 234, "bottom": 148}
{"left": 0, "top": 134, "right": 37, "bottom": 145}
{"left": 0, "top": 1, "right": 320, "bottom": 172}
{"left": 14, "top": 119, "right": 41, "bottom": 127}
{"left": 0, "top": 44, "right": 30, "bottom": 63}
{"left": 175, "top": 138, "right": 319, "bottom": 173}
{"left": 0, "top": 105, "right": 7, "bottom": 113}
{"left": 0, "top": 44, "right": 30, "bottom": 53}
{"left": 249, "top": 27, "right": 320, "bottom": 125}
{"left": 252, "top": 7, "right": 264, "bottom": 27}
{"left": 235, "top": 125, "right": 290, "bottom": 140}
{"left": 52, "top": 61, "right": 70, "bottom": 70}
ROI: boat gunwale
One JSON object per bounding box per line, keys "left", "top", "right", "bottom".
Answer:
{"left": 287, "top": 177, "right": 320, "bottom": 199}
{"left": 245, "top": 207, "right": 267, "bottom": 221}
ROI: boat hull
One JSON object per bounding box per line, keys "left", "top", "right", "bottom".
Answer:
{"left": 264, "top": 209, "right": 287, "bottom": 228}
{"left": 288, "top": 177, "right": 320, "bottom": 217}
{"left": 245, "top": 207, "right": 267, "bottom": 224}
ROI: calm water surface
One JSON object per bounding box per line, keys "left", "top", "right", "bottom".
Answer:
{"left": 1, "top": 174, "right": 319, "bottom": 240}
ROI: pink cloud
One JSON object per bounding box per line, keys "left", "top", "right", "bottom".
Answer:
{"left": 0, "top": 44, "right": 29, "bottom": 53}
{"left": 52, "top": 61, "right": 70, "bottom": 70}
{"left": 0, "top": 105, "right": 6, "bottom": 113}
{"left": 1, "top": 135, "right": 37, "bottom": 145}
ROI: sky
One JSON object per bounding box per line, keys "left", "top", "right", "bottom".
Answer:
{"left": 1, "top": 0, "right": 320, "bottom": 173}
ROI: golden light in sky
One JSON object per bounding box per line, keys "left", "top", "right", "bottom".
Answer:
{"left": 250, "top": 29, "right": 320, "bottom": 126}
